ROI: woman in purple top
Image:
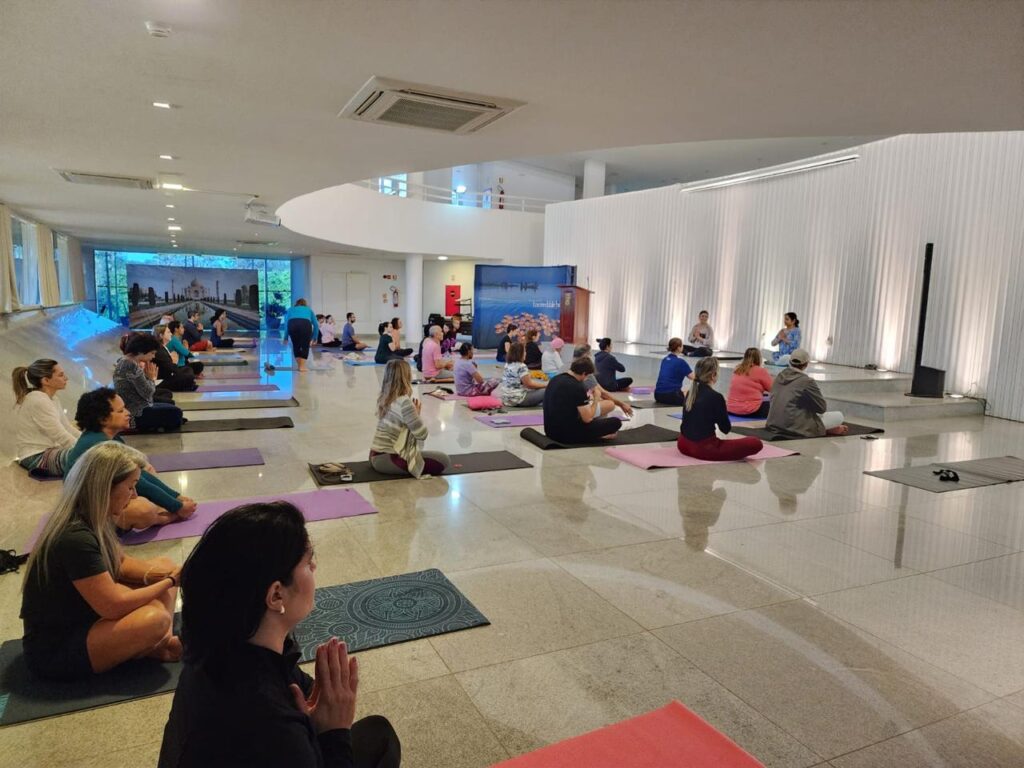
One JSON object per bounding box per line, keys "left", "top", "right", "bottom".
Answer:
{"left": 453, "top": 343, "right": 499, "bottom": 396}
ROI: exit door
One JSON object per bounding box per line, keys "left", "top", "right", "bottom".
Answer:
{"left": 445, "top": 285, "right": 461, "bottom": 316}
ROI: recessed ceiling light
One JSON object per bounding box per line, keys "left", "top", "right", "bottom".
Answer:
{"left": 167, "top": 217, "right": 176, "bottom": 221}
{"left": 160, "top": 182, "right": 185, "bottom": 190}
{"left": 165, "top": 204, "right": 175, "bottom": 208}
{"left": 152, "top": 102, "right": 173, "bottom": 109}
{"left": 159, "top": 154, "right": 176, "bottom": 160}
{"left": 438, "top": 256, "right": 449, "bottom": 261}
{"left": 172, "top": 244, "right": 179, "bottom": 248}
{"left": 168, "top": 225, "right": 182, "bottom": 231}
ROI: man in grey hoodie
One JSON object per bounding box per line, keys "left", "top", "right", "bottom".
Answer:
{"left": 765, "top": 348, "right": 849, "bottom": 437}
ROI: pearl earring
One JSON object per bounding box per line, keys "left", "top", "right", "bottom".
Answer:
{"left": 278, "top": 605, "right": 286, "bottom": 614}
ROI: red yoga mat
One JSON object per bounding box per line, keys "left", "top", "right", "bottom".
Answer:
{"left": 492, "top": 700, "right": 764, "bottom": 768}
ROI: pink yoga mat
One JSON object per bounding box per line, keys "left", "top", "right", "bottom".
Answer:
{"left": 605, "top": 443, "right": 798, "bottom": 469}
{"left": 494, "top": 700, "right": 763, "bottom": 768}
{"left": 475, "top": 413, "right": 545, "bottom": 428}
{"left": 195, "top": 383, "right": 280, "bottom": 393}
{"left": 148, "top": 447, "right": 264, "bottom": 472}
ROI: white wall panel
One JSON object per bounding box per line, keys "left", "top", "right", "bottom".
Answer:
{"left": 545, "top": 133, "right": 1024, "bottom": 421}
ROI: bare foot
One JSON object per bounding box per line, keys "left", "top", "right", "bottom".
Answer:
{"left": 826, "top": 425, "right": 850, "bottom": 436}
{"left": 177, "top": 499, "right": 198, "bottom": 519}
{"left": 149, "top": 635, "right": 183, "bottom": 663}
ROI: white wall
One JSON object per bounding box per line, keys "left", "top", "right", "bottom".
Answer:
{"left": 422, "top": 260, "right": 476, "bottom": 317}
{"left": 545, "top": 132, "right": 1024, "bottom": 422}
{"left": 307, "top": 252, "right": 407, "bottom": 336}
{"left": 478, "top": 161, "right": 576, "bottom": 203}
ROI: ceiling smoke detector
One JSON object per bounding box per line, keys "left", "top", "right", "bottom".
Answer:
{"left": 339, "top": 76, "right": 524, "bottom": 134}
{"left": 56, "top": 169, "right": 154, "bottom": 190}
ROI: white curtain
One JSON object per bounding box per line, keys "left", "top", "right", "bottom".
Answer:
{"left": 36, "top": 224, "right": 61, "bottom": 307}
{"left": 0, "top": 205, "right": 20, "bottom": 313}
{"left": 66, "top": 235, "right": 86, "bottom": 302}
{"left": 17, "top": 218, "right": 39, "bottom": 306}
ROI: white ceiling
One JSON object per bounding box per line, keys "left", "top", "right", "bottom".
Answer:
{"left": 1, "top": 0, "right": 1021, "bottom": 256}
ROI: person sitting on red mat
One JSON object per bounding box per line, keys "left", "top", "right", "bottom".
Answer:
{"left": 677, "top": 357, "right": 764, "bottom": 461}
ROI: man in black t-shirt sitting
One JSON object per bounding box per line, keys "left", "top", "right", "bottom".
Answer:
{"left": 543, "top": 358, "right": 623, "bottom": 444}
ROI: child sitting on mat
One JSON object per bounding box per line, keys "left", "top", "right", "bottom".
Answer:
{"left": 370, "top": 359, "right": 451, "bottom": 478}
{"left": 454, "top": 343, "right": 499, "bottom": 396}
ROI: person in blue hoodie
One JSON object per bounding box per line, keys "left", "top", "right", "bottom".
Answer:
{"left": 281, "top": 299, "right": 320, "bottom": 372}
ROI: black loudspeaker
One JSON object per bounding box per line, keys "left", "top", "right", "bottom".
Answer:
{"left": 908, "top": 243, "right": 946, "bottom": 398}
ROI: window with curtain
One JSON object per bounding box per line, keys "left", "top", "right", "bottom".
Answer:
{"left": 12, "top": 217, "right": 39, "bottom": 306}
{"left": 55, "top": 233, "right": 74, "bottom": 302}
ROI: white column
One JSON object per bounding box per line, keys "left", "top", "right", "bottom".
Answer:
{"left": 406, "top": 171, "right": 425, "bottom": 200}
{"left": 405, "top": 253, "right": 423, "bottom": 338}
{"left": 582, "top": 158, "right": 606, "bottom": 199}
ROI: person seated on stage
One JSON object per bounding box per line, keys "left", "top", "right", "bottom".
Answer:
{"left": 319, "top": 315, "right": 342, "bottom": 348}
{"left": 157, "top": 502, "right": 401, "bottom": 768}
{"left": 654, "top": 338, "right": 695, "bottom": 406}
{"left": 727, "top": 347, "right": 773, "bottom": 418}
{"left": 340, "top": 312, "right": 368, "bottom": 351}
{"left": 69, "top": 388, "right": 197, "bottom": 529}
{"left": 370, "top": 360, "right": 451, "bottom": 477}
{"left": 209, "top": 309, "right": 235, "bottom": 349}
{"left": 523, "top": 329, "right": 544, "bottom": 371}
{"left": 594, "top": 338, "right": 633, "bottom": 392}
{"left": 571, "top": 344, "right": 635, "bottom": 417}
{"left": 768, "top": 312, "right": 802, "bottom": 365}
{"left": 374, "top": 318, "right": 414, "bottom": 364}
{"left": 421, "top": 325, "right": 454, "bottom": 382}
{"left": 153, "top": 325, "right": 198, "bottom": 393}
{"left": 542, "top": 336, "right": 566, "bottom": 377}
{"left": 20, "top": 441, "right": 182, "bottom": 681}
{"left": 495, "top": 323, "right": 518, "bottom": 363}
{"left": 182, "top": 310, "right": 211, "bottom": 351}
{"left": 500, "top": 342, "right": 548, "bottom": 408}
{"left": 684, "top": 310, "right": 716, "bottom": 356}
{"left": 13, "top": 359, "right": 81, "bottom": 478}
{"left": 766, "top": 348, "right": 848, "bottom": 437}
{"left": 113, "top": 334, "right": 184, "bottom": 433}
{"left": 543, "top": 357, "right": 623, "bottom": 444}
{"left": 454, "top": 343, "right": 499, "bottom": 396}
{"left": 167, "top": 321, "right": 205, "bottom": 377}
{"left": 677, "top": 357, "right": 764, "bottom": 461}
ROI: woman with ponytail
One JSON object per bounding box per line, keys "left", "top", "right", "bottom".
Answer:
{"left": 677, "top": 357, "right": 764, "bottom": 461}
{"left": 13, "top": 359, "right": 81, "bottom": 477}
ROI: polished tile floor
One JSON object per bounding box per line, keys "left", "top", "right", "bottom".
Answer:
{"left": 1, "top": 314, "right": 1023, "bottom": 766}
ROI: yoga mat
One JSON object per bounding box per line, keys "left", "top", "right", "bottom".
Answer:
{"left": 731, "top": 422, "right": 883, "bottom": 441}
{"left": 308, "top": 450, "right": 532, "bottom": 486}
{"left": 520, "top": 424, "right": 678, "bottom": 450}
{"left": 606, "top": 443, "right": 798, "bottom": 470}
{"left": 668, "top": 413, "right": 762, "bottom": 423}
{"left": 148, "top": 447, "right": 264, "bottom": 472}
{"left": 178, "top": 416, "right": 294, "bottom": 432}
{"left": 199, "top": 371, "right": 261, "bottom": 380}
{"left": 344, "top": 359, "right": 385, "bottom": 366}
{"left": 493, "top": 700, "right": 763, "bottom": 768}
{"left": 865, "top": 456, "right": 1024, "bottom": 493}
{"left": 425, "top": 389, "right": 468, "bottom": 401}
{"left": 475, "top": 413, "right": 545, "bottom": 428}
{"left": 178, "top": 397, "right": 299, "bottom": 411}
{"left": 626, "top": 400, "right": 677, "bottom": 409}
{"left": 0, "top": 638, "right": 181, "bottom": 727}
{"left": 120, "top": 488, "right": 376, "bottom": 545}
{"left": 267, "top": 365, "right": 333, "bottom": 372}
{"left": 195, "top": 383, "right": 280, "bottom": 393}
{"left": 629, "top": 386, "right": 654, "bottom": 395}
{"left": 293, "top": 569, "right": 489, "bottom": 662}
{"left": 201, "top": 358, "right": 248, "bottom": 366}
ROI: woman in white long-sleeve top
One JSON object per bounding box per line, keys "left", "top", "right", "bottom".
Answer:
{"left": 13, "top": 359, "right": 81, "bottom": 477}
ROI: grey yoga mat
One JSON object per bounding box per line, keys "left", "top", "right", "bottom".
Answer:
{"left": 178, "top": 416, "right": 294, "bottom": 432}
{"left": 308, "top": 450, "right": 532, "bottom": 486}
{"left": 178, "top": 397, "right": 299, "bottom": 411}
{"left": 148, "top": 447, "right": 264, "bottom": 472}
{"left": 865, "top": 456, "right": 1024, "bottom": 493}
{"left": 520, "top": 423, "right": 678, "bottom": 450}
{"left": 201, "top": 358, "right": 249, "bottom": 366}
{"left": 731, "top": 423, "right": 884, "bottom": 441}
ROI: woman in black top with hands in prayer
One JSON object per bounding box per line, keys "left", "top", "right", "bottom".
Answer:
{"left": 159, "top": 502, "right": 400, "bottom": 768}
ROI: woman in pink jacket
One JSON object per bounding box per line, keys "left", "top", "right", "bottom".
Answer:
{"left": 726, "top": 348, "right": 774, "bottom": 418}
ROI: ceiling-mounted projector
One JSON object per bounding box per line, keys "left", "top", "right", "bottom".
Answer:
{"left": 244, "top": 205, "right": 280, "bottom": 227}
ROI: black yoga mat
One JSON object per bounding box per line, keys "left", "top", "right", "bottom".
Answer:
{"left": 178, "top": 397, "right": 299, "bottom": 411}
{"left": 0, "top": 636, "right": 181, "bottom": 727}
{"left": 626, "top": 400, "right": 677, "bottom": 409}
{"left": 179, "top": 416, "right": 294, "bottom": 432}
{"left": 293, "top": 568, "right": 489, "bottom": 662}
{"left": 308, "top": 450, "right": 532, "bottom": 486}
{"left": 731, "top": 422, "right": 884, "bottom": 442}
{"left": 865, "top": 456, "right": 1024, "bottom": 493}
{"left": 520, "top": 423, "right": 678, "bottom": 450}
{"left": 201, "top": 358, "right": 249, "bottom": 366}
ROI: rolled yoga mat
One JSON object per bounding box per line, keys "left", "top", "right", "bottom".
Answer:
{"left": 865, "top": 455, "right": 1024, "bottom": 493}
{"left": 606, "top": 443, "right": 798, "bottom": 470}
{"left": 292, "top": 568, "right": 490, "bottom": 662}
{"left": 492, "top": 700, "right": 763, "bottom": 768}
{"left": 731, "top": 422, "right": 884, "bottom": 441}
{"left": 148, "top": 447, "right": 264, "bottom": 472}
{"left": 308, "top": 450, "right": 533, "bottom": 486}
{"left": 195, "top": 383, "right": 280, "bottom": 393}
{"left": 178, "top": 416, "right": 294, "bottom": 432}
{"left": 520, "top": 423, "right": 678, "bottom": 450}
{"left": 178, "top": 397, "right": 299, "bottom": 411}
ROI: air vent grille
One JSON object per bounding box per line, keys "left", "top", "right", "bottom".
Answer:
{"left": 377, "top": 97, "right": 484, "bottom": 132}
{"left": 56, "top": 170, "right": 154, "bottom": 189}
{"left": 235, "top": 240, "right": 279, "bottom": 247}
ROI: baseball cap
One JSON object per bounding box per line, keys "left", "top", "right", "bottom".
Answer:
{"left": 789, "top": 348, "right": 811, "bottom": 366}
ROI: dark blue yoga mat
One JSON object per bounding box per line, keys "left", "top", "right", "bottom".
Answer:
{"left": 293, "top": 568, "right": 489, "bottom": 661}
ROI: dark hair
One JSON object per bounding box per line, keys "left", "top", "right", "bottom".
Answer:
{"left": 212, "top": 309, "right": 227, "bottom": 322}
{"left": 597, "top": 337, "right": 612, "bottom": 351}
{"left": 315, "top": 314, "right": 325, "bottom": 321}
{"left": 346, "top": 312, "right": 355, "bottom": 321}
{"left": 124, "top": 334, "right": 161, "bottom": 356}
{"left": 390, "top": 317, "right": 401, "bottom": 330}
{"left": 524, "top": 329, "right": 539, "bottom": 342}
{"left": 167, "top": 320, "right": 182, "bottom": 335}
{"left": 667, "top": 337, "right": 683, "bottom": 353}
{"left": 75, "top": 387, "right": 118, "bottom": 432}
{"left": 506, "top": 323, "right": 518, "bottom": 333}
{"left": 12, "top": 359, "right": 60, "bottom": 404}
{"left": 188, "top": 309, "right": 200, "bottom": 319}
{"left": 181, "top": 502, "right": 309, "bottom": 662}
{"left": 458, "top": 342, "right": 473, "bottom": 357}
{"left": 785, "top": 312, "right": 799, "bottom": 327}
{"left": 699, "top": 310, "right": 709, "bottom": 317}
{"left": 295, "top": 298, "right": 308, "bottom": 307}
{"left": 570, "top": 357, "right": 595, "bottom": 376}
{"left": 378, "top": 321, "right": 388, "bottom": 335}
{"left": 506, "top": 342, "right": 526, "bottom": 364}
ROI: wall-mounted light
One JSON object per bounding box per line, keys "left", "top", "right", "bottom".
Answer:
{"left": 168, "top": 225, "right": 182, "bottom": 231}
{"left": 455, "top": 184, "right": 467, "bottom": 194}
{"left": 681, "top": 154, "right": 860, "bottom": 193}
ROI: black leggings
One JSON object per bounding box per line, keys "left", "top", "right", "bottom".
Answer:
{"left": 604, "top": 377, "right": 633, "bottom": 392}
{"left": 551, "top": 416, "right": 622, "bottom": 444}
{"left": 730, "top": 400, "right": 771, "bottom": 418}
{"left": 352, "top": 715, "right": 401, "bottom": 768}
{"left": 135, "top": 403, "right": 184, "bottom": 432}
{"left": 683, "top": 345, "right": 712, "bottom": 357}
{"left": 288, "top": 318, "right": 314, "bottom": 360}
{"left": 654, "top": 389, "right": 686, "bottom": 406}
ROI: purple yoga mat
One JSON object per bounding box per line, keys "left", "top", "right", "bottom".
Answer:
{"left": 201, "top": 371, "right": 262, "bottom": 380}
{"left": 475, "top": 413, "right": 545, "bottom": 428}
{"left": 148, "top": 447, "right": 264, "bottom": 472}
{"left": 195, "top": 383, "right": 280, "bottom": 393}
{"left": 630, "top": 386, "right": 654, "bottom": 395}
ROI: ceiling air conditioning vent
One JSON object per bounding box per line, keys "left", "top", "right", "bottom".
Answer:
{"left": 56, "top": 169, "right": 154, "bottom": 190}
{"left": 235, "top": 240, "right": 279, "bottom": 247}
{"left": 339, "top": 76, "right": 523, "bottom": 134}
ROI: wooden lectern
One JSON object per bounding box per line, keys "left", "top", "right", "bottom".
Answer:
{"left": 558, "top": 285, "right": 592, "bottom": 345}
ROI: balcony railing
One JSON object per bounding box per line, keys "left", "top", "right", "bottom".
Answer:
{"left": 357, "top": 178, "right": 559, "bottom": 214}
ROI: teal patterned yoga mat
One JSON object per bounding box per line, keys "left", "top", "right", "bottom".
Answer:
{"left": 293, "top": 569, "right": 489, "bottom": 661}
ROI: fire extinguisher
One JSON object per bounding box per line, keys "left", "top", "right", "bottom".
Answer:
{"left": 390, "top": 286, "right": 400, "bottom": 307}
